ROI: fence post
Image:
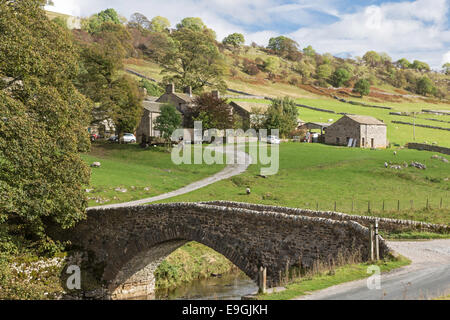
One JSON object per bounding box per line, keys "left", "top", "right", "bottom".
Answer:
{"left": 334, "top": 201, "right": 337, "bottom": 211}
{"left": 397, "top": 200, "right": 400, "bottom": 211}
{"left": 369, "top": 224, "right": 374, "bottom": 261}
{"left": 426, "top": 198, "right": 429, "bottom": 210}
{"left": 440, "top": 198, "right": 443, "bottom": 209}
{"left": 382, "top": 200, "right": 385, "bottom": 212}
{"left": 375, "top": 219, "right": 380, "bottom": 261}
{"left": 316, "top": 201, "right": 319, "bottom": 211}
{"left": 410, "top": 200, "right": 414, "bottom": 210}
{"left": 352, "top": 199, "right": 354, "bottom": 212}
{"left": 258, "top": 266, "right": 267, "bottom": 294}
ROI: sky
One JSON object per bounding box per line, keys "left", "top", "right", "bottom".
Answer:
{"left": 45, "top": 0, "right": 450, "bottom": 69}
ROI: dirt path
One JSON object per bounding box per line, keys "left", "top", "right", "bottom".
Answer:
{"left": 90, "top": 145, "right": 252, "bottom": 210}
{"left": 293, "top": 239, "right": 450, "bottom": 300}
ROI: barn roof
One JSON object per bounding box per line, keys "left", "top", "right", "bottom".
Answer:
{"left": 345, "top": 115, "right": 386, "bottom": 126}
{"left": 230, "top": 101, "right": 270, "bottom": 113}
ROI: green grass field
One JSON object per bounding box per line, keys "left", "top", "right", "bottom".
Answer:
{"left": 155, "top": 143, "right": 450, "bottom": 225}
{"left": 82, "top": 143, "right": 225, "bottom": 207}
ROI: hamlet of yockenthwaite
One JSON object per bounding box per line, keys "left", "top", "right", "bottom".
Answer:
{"left": 0, "top": 0, "right": 449, "bottom": 302}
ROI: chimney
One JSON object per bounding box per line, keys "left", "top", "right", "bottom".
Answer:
{"left": 212, "top": 90, "right": 220, "bottom": 99}
{"left": 166, "top": 83, "right": 175, "bottom": 94}
{"left": 184, "top": 86, "right": 192, "bottom": 97}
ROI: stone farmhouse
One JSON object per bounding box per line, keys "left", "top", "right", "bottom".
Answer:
{"left": 136, "top": 84, "right": 269, "bottom": 143}
{"left": 228, "top": 101, "right": 270, "bottom": 129}
{"left": 324, "top": 115, "right": 387, "bottom": 148}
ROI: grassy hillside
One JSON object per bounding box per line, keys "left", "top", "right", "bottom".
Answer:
{"left": 154, "top": 143, "right": 450, "bottom": 225}
{"left": 124, "top": 56, "right": 450, "bottom": 147}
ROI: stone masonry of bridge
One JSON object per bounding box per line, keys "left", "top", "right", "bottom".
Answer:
{"left": 57, "top": 202, "right": 394, "bottom": 299}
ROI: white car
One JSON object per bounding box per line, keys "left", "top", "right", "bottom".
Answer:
{"left": 120, "top": 133, "right": 136, "bottom": 144}
{"left": 267, "top": 135, "right": 281, "bottom": 144}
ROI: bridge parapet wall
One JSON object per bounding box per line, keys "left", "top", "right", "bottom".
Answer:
{"left": 202, "top": 201, "right": 449, "bottom": 234}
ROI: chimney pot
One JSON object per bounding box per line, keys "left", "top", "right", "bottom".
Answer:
{"left": 184, "top": 86, "right": 192, "bottom": 97}
{"left": 166, "top": 83, "right": 175, "bottom": 94}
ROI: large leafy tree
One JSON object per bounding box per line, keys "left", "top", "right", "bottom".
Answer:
{"left": 264, "top": 97, "right": 298, "bottom": 138}
{"left": 0, "top": 0, "right": 92, "bottom": 239}
{"left": 150, "top": 16, "right": 171, "bottom": 32}
{"left": 154, "top": 104, "right": 182, "bottom": 145}
{"left": 267, "top": 36, "right": 299, "bottom": 60}
{"left": 353, "top": 79, "right": 371, "bottom": 97}
{"left": 223, "top": 33, "right": 245, "bottom": 48}
{"left": 331, "top": 68, "right": 350, "bottom": 87}
{"left": 82, "top": 8, "right": 122, "bottom": 34}
{"left": 363, "top": 51, "right": 381, "bottom": 67}
{"left": 161, "top": 28, "right": 226, "bottom": 92}
{"left": 416, "top": 76, "right": 435, "bottom": 96}
{"left": 191, "top": 93, "right": 235, "bottom": 130}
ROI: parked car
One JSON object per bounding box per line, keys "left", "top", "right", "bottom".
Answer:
{"left": 108, "top": 135, "right": 119, "bottom": 143}
{"left": 267, "top": 135, "right": 280, "bottom": 144}
{"left": 90, "top": 133, "right": 99, "bottom": 142}
{"left": 120, "top": 133, "right": 136, "bottom": 144}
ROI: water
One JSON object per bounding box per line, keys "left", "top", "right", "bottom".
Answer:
{"left": 155, "top": 273, "right": 258, "bottom": 300}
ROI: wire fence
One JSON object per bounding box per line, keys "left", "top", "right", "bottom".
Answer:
{"left": 300, "top": 197, "right": 449, "bottom": 216}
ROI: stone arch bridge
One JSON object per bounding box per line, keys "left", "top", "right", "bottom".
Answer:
{"left": 58, "top": 201, "right": 396, "bottom": 299}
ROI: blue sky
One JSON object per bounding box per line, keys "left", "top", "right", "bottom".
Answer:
{"left": 46, "top": 0, "right": 450, "bottom": 69}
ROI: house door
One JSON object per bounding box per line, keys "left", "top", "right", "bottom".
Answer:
{"left": 362, "top": 138, "right": 365, "bottom": 147}
{"left": 371, "top": 138, "right": 374, "bottom": 148}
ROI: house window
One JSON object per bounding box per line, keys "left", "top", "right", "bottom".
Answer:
{"left": 336, "top": 137, "right": 340, "bottom": 145}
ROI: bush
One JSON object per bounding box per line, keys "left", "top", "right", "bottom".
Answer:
{"left": 242, "top": 58, "right": 259, "bottom": 75}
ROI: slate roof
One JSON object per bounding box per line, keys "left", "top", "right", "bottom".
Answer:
{"left": 345, "top": 115, "right": 386, "bottom": 126}
{"left": 230, "top": 101, "right": 270, "bottom": 113}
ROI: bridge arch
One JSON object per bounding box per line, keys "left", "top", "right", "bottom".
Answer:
{"left": 60, "top": 202, "right": 388, "bottom": 299}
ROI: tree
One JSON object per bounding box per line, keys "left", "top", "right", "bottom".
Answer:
{"left": 150, "top": 16, "right": 171, "bottom": 32}
{"left": 396, "top": 58, "right": 411, "bottom": 69}
{"left": 129, "top": 12, "right": 151, "bottom": 30}
{"left": 176, "top": 17, "right": 206, "bottom": 32}
{"left": 303, "top": 45, "right": 316, "bottom": 57}
{"left": 154, "top": 104, "right": 182, "bottom": 145}
{"left": 416, "top": 76, "right": 434, "bottom": 96}
{"left": 264, "top": 97, "right": 298, "bottom": 138}
{"left": 331, "top": 68, "right": 350, "bottom": 87}
{"left": 191, "top": 93, "right": 235, "bottom": 130}
{"left": 109, "top": 76, "right": 144, "bottom": 138}
{"left": 0, "top": 0, "right": 92, "bottom": 240}
{"left": 411, "top": 60, "right": 430, "bottom": 72}
{"left": 363, "top": 51, "right": 381, "bottom": 67}
{"left": 443, "top": 63, "right": 450, "bottom": 75}
{"left": 222, "top": 33, "right": 245, "bottom": 48}
{"left": 353, "top": 79, "right": 371, "bottom": 97}
{"left": 263, "top": 57, "right": 279, "bottom": 74}
{"left": 316, "top": 64, "right": 333, "bottom": 80}
{"left": 139, "top": 79, "right": 164, "bottom": 96}
{"left": 83, "top": 8, "right": 122, "bottom": 34}
{"left": 267, "top": 36, "right": 299, "bottom": 59}
{"left": 161, "top": 28, "right": 226, "bottom": 92}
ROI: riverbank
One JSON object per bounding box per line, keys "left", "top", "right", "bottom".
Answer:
{"left": 154, "top": 242, "right": 240, "bottom": 290}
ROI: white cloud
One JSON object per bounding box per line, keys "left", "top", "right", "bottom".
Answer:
{"left": 288, "top": 0, "right": 450, "bottom": 68}
{"left": 45, "top": 0, "right": 81, "bottom": 16}
{"left": 443, "top": 51, "right": 450, "bottom": 65}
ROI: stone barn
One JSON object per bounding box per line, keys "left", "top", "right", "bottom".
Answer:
{"left": 325, "top": 115, "right": 387, "bottom": 148}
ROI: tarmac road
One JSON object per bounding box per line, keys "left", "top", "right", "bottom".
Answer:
{"left": 294, "top": 239, "right": 450, "bottom": 300}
